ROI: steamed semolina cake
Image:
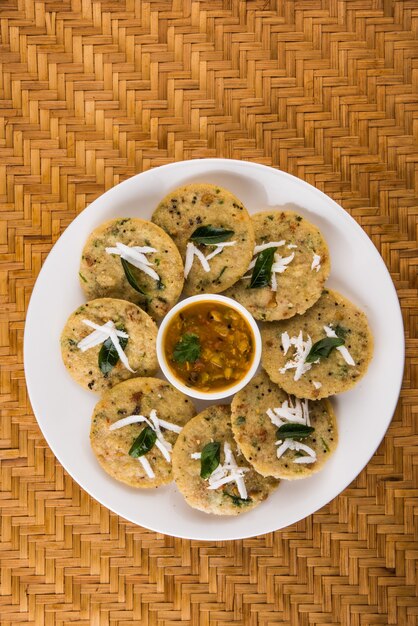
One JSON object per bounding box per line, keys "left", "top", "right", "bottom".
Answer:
{"left": 61, "top": 298, "right": 158, "bottom": 393}
{"left": 79, "top": 218, "right": 184, "bottom": 321}
{"left": 231, "top": 371, "right": 337, "bottom": 480}
{"left": 151, "top": 184, "right": 255, "bottom": 295}
{"left": 172, "top": 405, "right": 279, "bottom": 516}
{"left": 262, "top": 289, "right": 373, "bottom": 399}
{"left": 90, "top": 378, "right": 196, "bottom": 488}
{"left": 224, "top": 210, "right": 330, "bottom": 321}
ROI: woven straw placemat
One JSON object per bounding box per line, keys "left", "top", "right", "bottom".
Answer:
{"left": 1, "top": 1, "right": 417, "bottom": 624}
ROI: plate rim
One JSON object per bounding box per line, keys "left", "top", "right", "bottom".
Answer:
{"left": 24, "top": 158, "right": 405, "bottom": 540}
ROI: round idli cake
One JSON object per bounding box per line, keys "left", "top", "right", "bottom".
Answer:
{"left": 151, "top": 183, "right": 255, "bottom": 295}
{"left": 79, "top": 218, "right": 184, "bottom": 321}
{"left": 231, "top": 371, "right": 338, "bottom": 480}
{"left": 61, "top": 298, "right": 158, "bottom": 393}
{"left": 172, "top": 405, "right": 279, "bottom": 516}
{"left": 224, "top": 210, "right": 330, "bottom": 321}
{"left": 90, "top": 378, "right": 196, "bottom": 488}
{"left": 261, "top": 289, "right": 373, "bottom": 399}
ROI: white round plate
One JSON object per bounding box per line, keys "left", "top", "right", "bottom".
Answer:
{"left": 24, "top": 159, "right": 404, "bottom": 541}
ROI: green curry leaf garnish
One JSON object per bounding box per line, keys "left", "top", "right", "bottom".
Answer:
{"left": 249, "top": 247, "right": 277, "bottom": 288}
{"left": 129, "top": 426, "right": 157, "bottom": 458}
{"left": 305, "top": 337, "right": 344, "bottom": 363}
{"left": 190, "top": 225, "right": 234, "bottom": 245}
{"left": 276, "top": 424, "right": 315, "bottom": 439}
{"left": 120, "top": 258, "right": 150, "bottom": 299}
{"left": 200, "top": 441, "right": 221, "bottom": 479}
{"left": 98, "top": 330, "right": 128, "bottom": 375}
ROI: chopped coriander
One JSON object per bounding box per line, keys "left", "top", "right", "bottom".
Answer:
{"left": 172, "top": 333, "right": 201, "bottom": 364}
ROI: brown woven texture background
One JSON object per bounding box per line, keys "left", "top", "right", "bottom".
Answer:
{"left": 1, "top": 0, "right": 417, "bottom": 624}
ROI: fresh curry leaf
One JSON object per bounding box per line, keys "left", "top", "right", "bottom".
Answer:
{"left": 98, "top": 331, "right": 128, "bottom": 375}
{"left": 129, "top": 426, "right": 157, "bottom": 458}
{"left": 305, "top": 336, "right": 344, "bottom": 363}
{"left": 172, "top": 333, "right": 201, "bottom": 364}
{"left": 121, "top": 258, "right": 149, "bottom": 298}
{"left": 276, "top": 424, "right": 315, "bottom": 439}
{"left": 190, "top": 225, "right": 234, "bottom": 245}
{"left": 249, "top": 246, "right": 277, "bottom": 288}
{"left": 200, "top": 441, "right": 221, "bottom": 479}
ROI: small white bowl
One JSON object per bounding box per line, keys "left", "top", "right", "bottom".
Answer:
{"left": 156, "top": 294, "right": 262, "bottom": 401}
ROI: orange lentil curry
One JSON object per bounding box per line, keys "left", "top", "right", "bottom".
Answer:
{"left": 164, "top": 301, "right": 255, "bottom": 392}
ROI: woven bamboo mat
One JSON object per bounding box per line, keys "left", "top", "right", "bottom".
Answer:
{"left": 1, "top": 0, "right": 417, "bottom": 624}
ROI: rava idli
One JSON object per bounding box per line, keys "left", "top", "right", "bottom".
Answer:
{"left": 79, "top": 218, "right": 184, "bottom": 321}
{"left": 61, "top": 298, "right": 158, "bottom": 393}
{"left": 224, "top": 210, "right": 330, "bottom": 321}
{"left": 231, "top": 371, "right": 338, "bottom": 479}
{"left": 90, "top": 378, "right": 196, "bottom": 488}
{"left": 172, "top": 405, "right": 279, "bottom": 516}
{"left": 151, "top": 183, "right": 255, "bottom": 295}
{"left": 261, "top": 289, "right": 373, "bottom": 399}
